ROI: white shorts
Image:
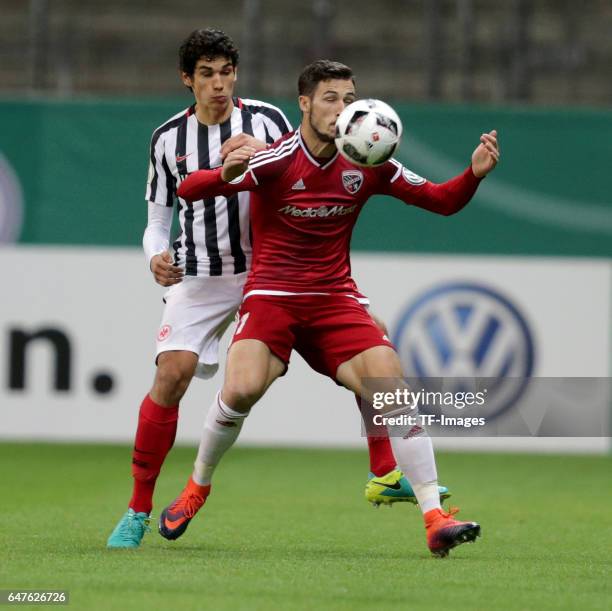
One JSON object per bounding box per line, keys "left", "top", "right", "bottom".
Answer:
{"left": 155, "top": 273, "right": 247, "bottom": 379}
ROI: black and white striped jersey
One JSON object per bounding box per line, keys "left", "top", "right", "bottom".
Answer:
{"left": 145, "top": 97, "right": 292, "bottom": 276}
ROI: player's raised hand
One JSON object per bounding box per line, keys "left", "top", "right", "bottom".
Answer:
{"left": 471, "top": 130, "right": 500, "bottom": 177}
{"left": 220, "top": 134, "right": 267, "bottom": 160}
{"left": 221, "top": 145, "right": 257, "bottom": 182}
{"left": 150, "top": 250, "right": 184, "bottom": 287}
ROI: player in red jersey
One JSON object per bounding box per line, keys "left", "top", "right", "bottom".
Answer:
{"left": 106, "top": 31, "right": 428, "bottom": 551}
{"left": 159, "top": 60, "right": 499, "bottom": 556}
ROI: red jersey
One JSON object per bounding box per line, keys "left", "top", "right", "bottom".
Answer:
{"left": 177, "top": 128, "right": 481, "bottom": 297}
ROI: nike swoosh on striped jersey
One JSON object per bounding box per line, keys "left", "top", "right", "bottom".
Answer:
{"left": 176, "top": 152, "right": 194, "bottom": 163}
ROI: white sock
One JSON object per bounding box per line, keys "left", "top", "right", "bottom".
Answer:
{"left": 411, "top": 480, "right": 441, "bottom": 514}
{"left": 192, "top": 391, "right": 248, "bottom": 485}
{"left": 388, "top": 423, "right": 441, "bottom": 514}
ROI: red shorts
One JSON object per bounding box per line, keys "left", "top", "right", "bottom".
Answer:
{"left": 231, "top": 294, "right": 395, "bottom": 380}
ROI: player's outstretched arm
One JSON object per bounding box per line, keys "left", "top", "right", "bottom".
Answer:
{"left": 380, "top": 130, "right": 500, "bottom": 216}
{"left": 177, "top": 145, "right": 258, "bottom": 202}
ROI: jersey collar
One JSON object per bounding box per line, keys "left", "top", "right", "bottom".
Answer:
{"left": 297, "top": 128, "right": 339, "bottom": 170}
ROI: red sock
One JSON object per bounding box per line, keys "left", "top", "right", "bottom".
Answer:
{"left": 355, "top": 394, "right": 396, "bottom": 477}
{"left": 129, "top": 394, "right": 179, "bottom": 514}
{"left": 366, "top": 435, "right": 396, "bottom": 476}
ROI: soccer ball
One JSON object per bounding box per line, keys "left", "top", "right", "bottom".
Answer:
{"left": 335, "top": 99, "right": 403, "bottom": 167}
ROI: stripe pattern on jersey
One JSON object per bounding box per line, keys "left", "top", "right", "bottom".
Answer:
{"left": 146, "top": 100, "right": 292, "bottom": 277}
{"left": 148, "top": 110, "right": 186, "bottom": 207}
{"left": 238, "top": 98, "right": 292, "bottom": 142}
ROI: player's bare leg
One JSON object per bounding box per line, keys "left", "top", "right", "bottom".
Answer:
{"left": 150, "top": 350, "right": 198, "bottom": 406}
{"left": 336, "top": 346, "right": 480, "bottom": 557}
{"left": 107, "top": 350, "right": 198, "bottom": 548}
{"left": 221, "top": 339, "right": 286, "bottom": 411}
{"left": 191, "top": 339, "right": 284, "bottom": 485}
{"left": 128, "top": 350, "right": 197, "bottom": 508}
{"left": 158, "top": 340, "right": 285, "bottom": 540}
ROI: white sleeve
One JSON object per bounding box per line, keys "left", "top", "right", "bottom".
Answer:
{"left": 145, "top": 131, "right": 176, "bottom": 206}
{"left": 142, "top": 201, "right": 173, "bottom": 268}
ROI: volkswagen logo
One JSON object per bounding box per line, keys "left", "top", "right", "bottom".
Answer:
{"left": 392, "top": 282, "right": 535, "bottom": 420}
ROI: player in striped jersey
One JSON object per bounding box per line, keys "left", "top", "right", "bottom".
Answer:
{"left": 107, "top": 29, "right": 293, "bottom": 549}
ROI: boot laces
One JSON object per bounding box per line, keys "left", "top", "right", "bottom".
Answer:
{"left": 171, "top": 491, "right": 205, "bottom": 518}
{"left": 121, "top": 512, "right": 151, "bottom": 539}
{"left": 434, "top": 506, "right": 460, "bottom": 522}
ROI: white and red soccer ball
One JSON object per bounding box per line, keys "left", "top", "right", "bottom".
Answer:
{"left": 335, "top": 99, "right": 403, "bottom": 167}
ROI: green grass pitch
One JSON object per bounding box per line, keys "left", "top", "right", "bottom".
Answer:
{"left": 1, "top": 443, "right": 610, "bottom": 610}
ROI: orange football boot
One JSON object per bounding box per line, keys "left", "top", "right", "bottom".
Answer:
{"left": 158, "top": 477, "right": 211, "bottom": 540}
{"left": 425, "top": 507, "right": 481, "bottom": 557}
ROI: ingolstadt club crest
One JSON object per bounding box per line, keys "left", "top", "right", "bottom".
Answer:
{"left": 341, "top": 169, "right": 363, "bottom": 195}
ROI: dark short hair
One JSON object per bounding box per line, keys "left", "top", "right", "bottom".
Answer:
{"left": 298, "top": 60, "right": 354, "bottom": 96}
{"left": 179, "top": 29, "right": 239, "bottom": 75}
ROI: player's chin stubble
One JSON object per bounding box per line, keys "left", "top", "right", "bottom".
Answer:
{"left": 310, "top": 116, "right": 335, "bottom": 144}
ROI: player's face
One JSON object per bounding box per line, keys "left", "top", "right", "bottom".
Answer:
{"left": 301, "top": 79, "right": 356, "bottom": 143}
{"left": 181, "top": 57, "right": 237, "bottom": 111}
